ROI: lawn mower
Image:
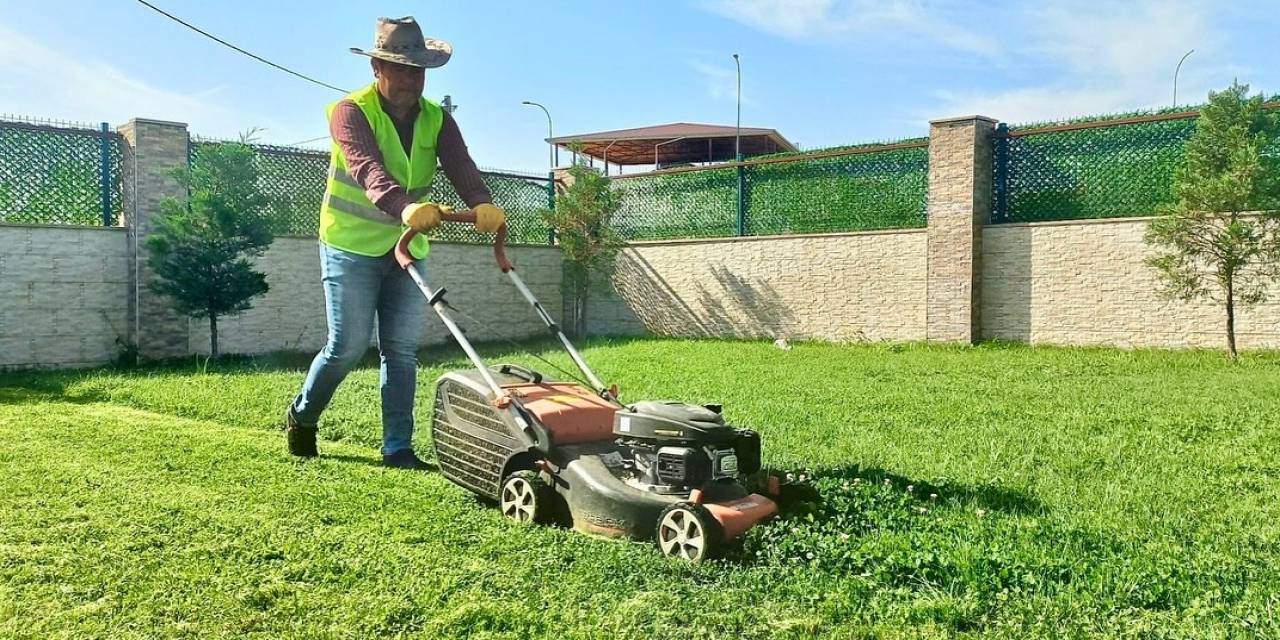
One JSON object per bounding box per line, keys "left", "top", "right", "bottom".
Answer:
{"left": 394, "top": 213, "right": 793, "bottom": 561}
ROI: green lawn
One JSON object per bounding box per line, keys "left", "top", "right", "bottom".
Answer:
{"left": 2, "top": 339, "right": 1279, "bottom": 639}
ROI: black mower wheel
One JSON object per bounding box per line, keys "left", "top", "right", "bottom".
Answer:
{"left": 655, "top": 502, "right": 723, "bottom": 562}
{"left": 499, "top": 470, "right": 552, "bottom": 525}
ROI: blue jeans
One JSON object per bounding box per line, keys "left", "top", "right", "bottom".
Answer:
{"left": 292, "top": 242, "right": 428, "bottom": 455}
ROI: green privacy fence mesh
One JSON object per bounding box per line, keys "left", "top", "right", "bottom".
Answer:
{"left": 189, "top": 139, "right": 554, "bottom": 244}
{"left": 613, "top": 165, "right": 738, "bottom": 240}
{"left": 993, "top": 117, "right": 1200, "bottom": 223}
{"left": 747, "top": 144, "right": 929, "bottom": 235}
{"left": 993, "top": 102, "right": 1280, "bottom": 223}
{"left": 190, "top": 140, "right": 330, "bottom": 236}
{"left": 0, "top": 118, "right": 122, "bottom": 226}
{"left": 425, "top": 169, "right": 555, "bottom": 245}
{"left": 611, "top": 142, "right": 929, "bottom": 241}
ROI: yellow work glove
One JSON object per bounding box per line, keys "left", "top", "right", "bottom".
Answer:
{"left": 474, "top": 203, "right": 506, "bottom": 233}
{"left": 400, "top": 201, "right": 443, "bottom": 232}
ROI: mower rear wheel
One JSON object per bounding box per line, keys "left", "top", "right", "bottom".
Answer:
{"left": 655, "top": 502, "right": 722, "bottom": 562}
{"left": 499, "top": 470, "right": 551, "bottom": 525}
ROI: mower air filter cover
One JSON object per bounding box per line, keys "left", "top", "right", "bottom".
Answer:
{"left": 628, "top": 401, "right": 725, "bottom": 425}
{"left": 614, "top": 401, "right": 739, "bottom": 444}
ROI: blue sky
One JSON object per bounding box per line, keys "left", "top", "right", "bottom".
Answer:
{"left": 2, "top": 1, "right": 1277, "bottom": 173}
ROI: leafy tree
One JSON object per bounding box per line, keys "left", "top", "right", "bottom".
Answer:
{"left": 541, "top": 155, "right": 625, "bottom": 337}
{"left": 145, "top": 141, "right": 273, "bottom": 357}
{"left": 1145, "top": 82, "right": 1280, "bottom": 359}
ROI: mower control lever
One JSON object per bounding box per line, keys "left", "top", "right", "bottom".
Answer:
{"left": 499, "top": 363, "right": 543, "bottom": 384}
{"left": 393, "top": 210, "right": 512, "bottom": 273}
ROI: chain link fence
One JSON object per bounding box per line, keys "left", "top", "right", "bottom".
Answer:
{"left": 993, "top": 102, "right": 1280, "bottom": 223}
{"left": 190, "top": 138, "right": 554, "bottom": 244}
{"left": 427, "top": 169, "right": 555, "bottom": 245}
{"left": 613, "top": 165, "right": 738, "bottom": 240}
{"left": 612, "top": 141, "right": 929, "bottom": 241}
{"left": 190, "top": 139, "right": 329, "bottom": 236}
{"left": 0, "top": 117, "right": 122, "bottom": 226}
{"left": 993, "top": 117, "right": 1199, "bottom": 223}
{"left": 747, "top": 144, "right": 929, "bottom": 235}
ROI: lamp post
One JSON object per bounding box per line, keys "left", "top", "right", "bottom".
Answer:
{"left": 732, "top": 53, "right": 744, "bottom": 235}
{"left": 522, "top": 100, "right": 556, "bottom": 169}
{"left": 732, "top": 54, "right": 741, "bottom": 161}
{"left": 1173, "top": 49, "right": 1194, "bottom": 108}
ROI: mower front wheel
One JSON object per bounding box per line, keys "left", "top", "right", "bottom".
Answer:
{"left": 655, "top": 502, "right": 722, "bottom": 562}
{"left": 499, "top": 470, "right": 552, "bottom": 525}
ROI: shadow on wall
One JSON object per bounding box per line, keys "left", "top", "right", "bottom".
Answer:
{"left": 695, "top": 265, "right": 796, "bottom": 338}
{"left": 981, "top": 225, "right": 1032, "bottom": 343}
{"left": 599, "top": 249, "right": 796, "bottom": 339}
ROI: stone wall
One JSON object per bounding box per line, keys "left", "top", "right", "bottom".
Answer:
{"left": 0, "top": 223, "right": 562, "bottom": 368}
{"left": 187, "top": 239, "right": 565, "bottom": 356}
{"left": 981, "top": 217, "right": 1280, "bottom": 349}
{"left": 186, "top": 236, "right": 327, "bottom": 356}
{"left": 587, "top": 230, "right": 928, "bottom": 342}
{"left": 0, "top": 225, "right": 131, "bottom": 368}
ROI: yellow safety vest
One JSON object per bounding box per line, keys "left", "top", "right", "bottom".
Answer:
{"left": 320, "top": 83, "right": 443, "bottom": 260}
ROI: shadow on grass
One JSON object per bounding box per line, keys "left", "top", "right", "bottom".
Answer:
{"left": 809, "top": 464, "right": 1048, "bottom": 516}
{"left": 50, "top": 336, "right": 596, "bottom": 379}
{"left": 0, "top": 375, "right": 107, "bottom": 407}
{"left": 320, "top": 452, "right": 438, "bottom": 473}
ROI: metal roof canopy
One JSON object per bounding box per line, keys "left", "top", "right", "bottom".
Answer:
{"left": 547, "top": 122, "right": 796, "bottom": 167}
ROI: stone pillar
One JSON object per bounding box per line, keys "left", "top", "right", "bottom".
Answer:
{"left": 552, "top": 166, "right": 576, "bottom": 193}
{"left": 118, "top": 118, "right": 191, "bottom": 360}
{"left": 926, "top": 115, "right": 997, "bottom": 344}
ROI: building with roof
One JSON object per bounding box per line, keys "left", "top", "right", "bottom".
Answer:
{"left": 548, "top": 122, "right": 796, "bottom": 173}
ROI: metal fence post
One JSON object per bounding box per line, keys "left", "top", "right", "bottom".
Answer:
{"left": 546, "top": 170, "right": 557, "bottom": 245}
{"left": 98, "top": 122, "right": 112, "bottom": 226}
{"left": 993, "top": 122, "right": 1009, "bottom": 223}
{"left": 735, "top": 154, "right": 746, "bottom": 235}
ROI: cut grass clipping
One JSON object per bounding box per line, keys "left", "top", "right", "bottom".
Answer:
{"left": 2, "top": 338, "right": 1279, "bottom": 638}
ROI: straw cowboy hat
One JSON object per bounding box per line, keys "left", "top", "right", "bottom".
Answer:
{"left": 349, "top": 17, "right": 452, "bottom": 69}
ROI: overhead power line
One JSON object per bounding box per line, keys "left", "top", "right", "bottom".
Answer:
{"left": 135, "top": 0, "right": 348, "bottom": 94}
{"left": 285, "top": 135, "right": 331, "bottom": 146}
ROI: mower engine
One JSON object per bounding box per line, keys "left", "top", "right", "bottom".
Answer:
{"left": 613, "top": 400, "right": 762, "bottom": 493}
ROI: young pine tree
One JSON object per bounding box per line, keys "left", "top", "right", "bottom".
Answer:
{"left": 541, "top": 159, "right": 625, "bottom": 337}
{"left": 1145, "top": 82, "right": 1280, "bottom": 359}
{"left": 145, "top": 142, "right": 274, "bottom": 358}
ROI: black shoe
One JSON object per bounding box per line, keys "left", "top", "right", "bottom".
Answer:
{"left": 382, "top": 449, "right": 432, "bottom": 470}
{"left": 285, "top": 405, "right": 318, "bottom": 458}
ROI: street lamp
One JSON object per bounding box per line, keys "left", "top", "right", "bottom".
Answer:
{"left": 522, "top": 100, "right": 556, "bottom": 169}
{"left": 1173, "top": 49, "right": 1194, "bottom": 108}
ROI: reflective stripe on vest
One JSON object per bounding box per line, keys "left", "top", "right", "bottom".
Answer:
{"left": 318, "top": 83, "right": 443, "bottom": 259}
{"left": 324, "top": 166, "right": 435, "bottom": 223}
{"left": 324, "top": 166, "right": 397, "bottom": 225}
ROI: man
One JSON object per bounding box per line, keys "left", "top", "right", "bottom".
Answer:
{"left": 284, "top": 16, "right": 505, "bottom": 469}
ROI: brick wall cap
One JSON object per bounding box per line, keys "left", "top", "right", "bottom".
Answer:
{"left": 0, "top": 222, "right": 127, "bottom": 232}
{"left": 118, "top": 118, "right": 188, "bottom": 130}
{"left": 624, "top": 227, "right": 926, "bottom": 247}
{"left": 929, "top": 115, "right": 999, "bottom": 125}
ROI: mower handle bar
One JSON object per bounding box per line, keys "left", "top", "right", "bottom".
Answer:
{"left": 393, "top": 209, "right": 614, "bottom": 403}
{"left": 393, "top": 210, "right": 512, "bottom": 273}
